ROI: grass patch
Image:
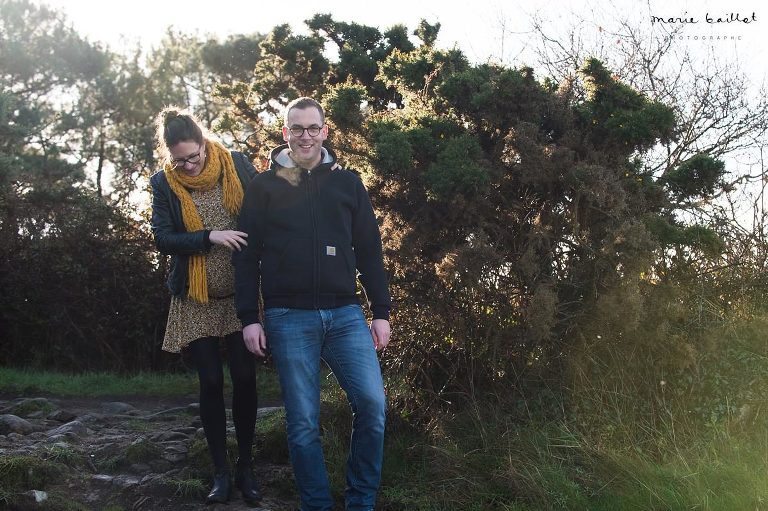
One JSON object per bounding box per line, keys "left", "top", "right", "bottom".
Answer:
{"left": 94, "top": 455, "right": 121, "bottom": 473}
{"left": 0, "top": 455, "right": 67, "bottom": 509}
{"left": 0, "top": 366, "right": 280, "bottom": 401}
{"left": 125, "top": 439, "right": 161, "bottom": 464}
{"left": 186, "top": 436, "right": 241, "bottom": 475}
{"left": 43, "top": 444, "right": 82, "bottom": 467}
{"left": 0, "top": 455, "right": 62, "bottom": 490}
{"left": 163, "top": 477, "right": 207, "bottom": 498}
{"left": 0, "top": 368, "right": 198, "bottom": 397}
{"left": 186, "top": 437, "right": 212, "bottom": 474}
{"left": 38, "top": 495, "right": 90, "bottom": 511}
{"left": 587, "top": 435, "right": 768, "bottom": 511}
{"left": 255, "top": 408, "right": 290, "bottom": 464}
{"left": 10, "top": 398, "right": 56, "bottom": 417}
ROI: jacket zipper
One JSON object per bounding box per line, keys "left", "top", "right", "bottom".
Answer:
{"left": 306, "top": 169, "right": 319, "bottom": 309}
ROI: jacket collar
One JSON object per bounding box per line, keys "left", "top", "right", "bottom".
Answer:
{"left": 269, "top": 144, "right": 336, "bottom": 172}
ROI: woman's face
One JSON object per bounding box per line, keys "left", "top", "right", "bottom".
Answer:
{"left": 169, "top": 140, "right": 206, "bottom": 177}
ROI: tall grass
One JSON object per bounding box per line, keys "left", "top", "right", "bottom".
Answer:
{"left": 310, "top": 310, "right": 768, "bottom": 510}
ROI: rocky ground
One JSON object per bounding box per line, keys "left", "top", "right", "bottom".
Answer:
{"left": 0, "top": 395, "right": 299, "bottom": 510}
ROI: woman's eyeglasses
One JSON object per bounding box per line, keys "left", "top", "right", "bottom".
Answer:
{"left": 171, "top": 148, "right": 203, "bottom": 168}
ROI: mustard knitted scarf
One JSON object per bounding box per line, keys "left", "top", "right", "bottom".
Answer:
{"left": 164, "top": 140, "right": 244, "bottom": 303}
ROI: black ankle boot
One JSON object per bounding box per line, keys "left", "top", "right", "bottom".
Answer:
{"left": 235, "top": 462, "right": 262, "bottom": 505}
{"left": 206, "top": 470, "right": 232, "bottom": 504}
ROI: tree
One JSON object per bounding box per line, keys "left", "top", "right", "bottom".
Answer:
{"left": 214, "top": 14, "right": 729, "bottom": 415}
{"left": 0, "top": 0, "right": 170, "bottom": 371}
{"left": 517, "top": 4, "right": 768, "bottom": 430}
{"left": 525, "top": 3, "right": 768, "bottom": 268}
{"left": 215, "top": 15, "right": 429, "bottom": 159}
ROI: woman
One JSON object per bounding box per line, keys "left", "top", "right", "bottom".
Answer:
{"left": 149, "top": 107, "right": 260, "bottom": 505}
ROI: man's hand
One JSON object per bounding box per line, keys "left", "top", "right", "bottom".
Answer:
{"left": 370, "top": 319, "right": 390, "bottom": 351}
{"left": 209, "top": 230, "right": 248, "bottom": 251}
{"left": 243, "top": 323, "right": 267, "bottom": 357}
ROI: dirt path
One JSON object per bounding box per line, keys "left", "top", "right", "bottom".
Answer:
{"left": 0, "top": 394, "right": 299, "bottom": 510}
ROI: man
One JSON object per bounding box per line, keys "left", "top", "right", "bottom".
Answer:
{"left": 234, "top": 97, "right": 391, "bottom": 511}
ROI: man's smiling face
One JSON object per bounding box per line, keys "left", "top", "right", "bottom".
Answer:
{"left": 282, "top": 106, "right": 328, "bottom": 170}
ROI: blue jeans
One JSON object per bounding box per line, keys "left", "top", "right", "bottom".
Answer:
{"left": 264, "top": 304, "right": 386, "bottom": 511}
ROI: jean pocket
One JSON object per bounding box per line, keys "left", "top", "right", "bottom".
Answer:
{"left": 264, "top": 307, "right": 291, "bottom": 319}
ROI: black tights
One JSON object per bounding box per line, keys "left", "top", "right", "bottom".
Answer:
{"left": 186, "top": 332, "right": 257, "bottom": 472}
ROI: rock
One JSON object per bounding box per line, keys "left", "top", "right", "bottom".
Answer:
{"left": 48, "top": 409, "right": 77, "bottom": 423}
{"left": 91, "top": 442, "right": 121, "bottom": 459}
{"left": 47, "top": 420, "right": 88, "bottom": 438}
{"left": 161, "top": 442, "right": 188, "bottom": 463}
{"left": 150, "top": 430, "right": 192, "bottom": 442}
{"left": 0, "top": 414, "right": 34, "bottom": 435}
{"left": 101, "top": 402, "right": 136, "bottom": 415}
{"left": 163, "top": 468, "right": 181, "bottom": 478}
{"left": 140, "top": 473, "right": 161, "bottom": 485}
{"left": 149, "top": 458, "right": 173, "bottom": 473}
{"left": 112, "top": 474, "right": 141, "bottom": 488}
{"left": 130, "top": 463, "right": 151, "bottom": 474}
{"left": 20, "top": 490, "right": 48, "bottom": 503}
{"left": 77, "top": 412, "right": 107, "bottom": 424}
{"left": 259, "top": 406, "right": 284, "bottom": 417}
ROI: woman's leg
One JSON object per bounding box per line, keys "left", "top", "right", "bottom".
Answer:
{"left": 186, "top": 336, "right": 228, "bottom": 471}
{"left": 225, "top": 331, "right": 258, "bottom": 465}
{"left": 225, "top": 331, "right": 261, "bottom": 504}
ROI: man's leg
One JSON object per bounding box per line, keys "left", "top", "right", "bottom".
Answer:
{"left": 264, "top": 308, "right": 333, "bottom": 511}
{"left": 321, "top": 305, "right": 386, "bottom": 511}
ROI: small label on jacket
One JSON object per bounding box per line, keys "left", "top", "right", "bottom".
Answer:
{"left": 326, "top": 246, "right": 336, "bottom": 256}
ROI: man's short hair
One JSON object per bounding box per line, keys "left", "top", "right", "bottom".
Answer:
{"left": 284, "top": 97, "right": 325, "bottom": 126}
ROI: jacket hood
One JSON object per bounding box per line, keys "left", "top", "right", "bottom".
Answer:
{"left": 269, "top": 144, "right": 336, "bottom": 171}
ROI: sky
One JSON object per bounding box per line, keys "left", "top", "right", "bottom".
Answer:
{"left": 37, "top": 0, "right": 767, "bottom": 86}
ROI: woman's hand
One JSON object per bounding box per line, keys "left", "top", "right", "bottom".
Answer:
{"left": 209, "top": 230, "right": 248, "bottom": 251}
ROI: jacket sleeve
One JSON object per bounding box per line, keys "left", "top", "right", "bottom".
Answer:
{"left": 150, "top": 172, "right": 211, "bottom": 256}
{"left": 351, "top": 176, "right": 391, "bottom": 320}
{"left": 234, "top": 176, "right": 265, "bottom": 327}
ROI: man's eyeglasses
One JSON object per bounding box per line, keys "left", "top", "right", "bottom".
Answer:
{"left": 287, "top": 125, "right": 324, "bottom": 137}
{"left": 171, "top": 149, "right": 202, "bottom": 168}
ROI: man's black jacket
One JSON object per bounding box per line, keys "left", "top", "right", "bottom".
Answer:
{"left": 234, "top": 144, "right": 390, "bottom": 326}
